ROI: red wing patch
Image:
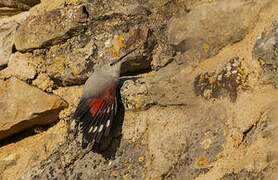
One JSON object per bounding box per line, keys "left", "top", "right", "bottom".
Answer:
{"left": 73, "top": 85, "right": 117, "bottom": 148}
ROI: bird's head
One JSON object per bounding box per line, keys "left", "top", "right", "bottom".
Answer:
{"left": 100, "top": 48, "right": 137, "bottom": 79}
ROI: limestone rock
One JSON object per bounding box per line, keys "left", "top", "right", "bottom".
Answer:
{"left": 0, "top": 22, "right": 17, "bottom": 67}
{"left": 146, "top": 104, "right": 226, "bottom": 179}
{"left": 6, "top": 52, "right": 37, "bottom": 80}
{"left": 14, "top": 4, "right": 89, "bottom": 51}
{"left": 0, "top": 0, "right": 40, "bottom": 11}
{"left": 0, "top": 154, "right": 19, "bottom": 179}
{"left": 120, "top": 78, "right": 151, "bottom": 110}
{"left": 167, "top": 0, "right": 265, "bottom": 65}
{"left": 0, "top": 12, "right": 29, "bottom": 67}
{"left": 0, "top": 77, "right": 67, "bottom": 140}
{"left": 46, "top": 25, "right": 155, "bottom": 85}
{"left": 1, "top": 0, "right": 278, "bottom": 179}
{"left": 32, "top": 73, "right": 54, "bottom": 92}
{"left": 253, "top": 19, "right": 278, "bottom": 88}
{"left": 0, "top": 0, "right": 39, "bottom": 17}
{"left": 29, "top": 0, "right": 86, "bottom": 17}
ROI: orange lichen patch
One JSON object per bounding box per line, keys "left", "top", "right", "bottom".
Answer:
{"left": 197, "top": 156, "right": 207, "bottom": 168}
{"left": 131, "top": 31, "right": 135, "bottom": 36}
{"left": 138, "top": 156, "right": 144, "bottom": 162}
{"left": 237, "top": 67, "right": 244, "bottom": 75}
{"left": 134, "top": 94, "right": 141, "bottom": 109}
{"left": 203, "top": 43, "right": 210, "bottom": 54}
{"left": 109, "top": 35, "right": 124, "bottom": 57}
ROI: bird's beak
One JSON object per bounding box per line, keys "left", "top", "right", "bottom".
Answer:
{"left": 110, "top": 47, "right": 137, "bottom": 66}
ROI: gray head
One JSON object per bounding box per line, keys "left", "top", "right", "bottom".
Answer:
{"left": 100, "top": 48, "right": 137, "bottom": 79}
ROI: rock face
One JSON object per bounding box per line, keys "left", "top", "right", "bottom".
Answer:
{"left": 0, "top": 0, "right": 40, "bottom": 11}
{"left": 0, "top": 12, "right": 29, "bottom": 67}
{"left": 167, "top": 0, "right": 265, "bottom": 65}
{"left": 14, "top": 4, "right": 89, "bottom": 51}
{"left": 0, "top": 0, "right": 40, "bottom": 16}
{"left": 253, "top": 19, "right": 278, "bottom": 88}
{"left": 0, "top": 0, "right": 278, "bottom": 180}
{"left": 0, "top": 21, "right": 18, "bottom": 66}
{"left": 0, "top": 77, "right": 67, "bottom": 140}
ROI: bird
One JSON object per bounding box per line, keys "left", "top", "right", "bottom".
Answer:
{"left": 73, "top": 47, "right": 138, "bottom": 148}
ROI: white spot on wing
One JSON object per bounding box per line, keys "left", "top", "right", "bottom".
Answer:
{"left": 98, "top": 124, "right": 104, "bottom": 132}
{"left": 106, "top": 120, "right": 110, "bottom": 127}
{"left": 89, "top": 126, "right": 93, "bottom": 132}
{"left": 93, "top": 126, "right": 98, "bottom": 132}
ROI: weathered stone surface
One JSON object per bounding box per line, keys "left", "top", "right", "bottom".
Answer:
{"left": 145, "top": 103, "right": 226, "bottom": 179}
{"left": 14, "top": 4, "right": 89, "bottom": 51}
{"left": 253, "top": 19, "right": 278, "bottom": 88}
{"left": 0, "top": 154, "right": 19, "bottom": 179}
{"left": 1, "top": 0, "right": 278, "bottom": 179}
{"left": 32, "top": 73, "right": 54, "bottom": 92}
{"left": 0, "top": 21, "right": 17, "bottom": 67}
{"left": 46, "top": 25, "right": 155, "bottom": 85}
{"left": 0, "top": 0, "right": 38, "bottom": 17}
{"left": 167, "top": 0, "right": 265, "bottom": 65}
{"left": 6, "top": 52, "right": 37, "bottom": 80}
{"left": 0, "top": 0, "right": 40, "bottom": 11}
{"left": 0, "top": 12, "right": 29, "bottom": 67}
{"left": 29, "top": 0, "right": 85, "bottom": 17}
{"left": 120, "top": 78, "right": 151, "bottom": 110}
{"left": 0, "top": 77, "right": 67, "bottom": 140}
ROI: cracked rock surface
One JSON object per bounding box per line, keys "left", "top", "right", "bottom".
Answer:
{"left": 0, "top": 0, "right": 278, "bottom": 180}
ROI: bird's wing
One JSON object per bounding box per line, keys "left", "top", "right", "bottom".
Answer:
{"left": 73, "top": 85, "right": 117, "bottom": 147}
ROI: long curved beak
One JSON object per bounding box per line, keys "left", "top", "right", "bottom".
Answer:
{"left": 110, "top": 47, "right": 138, "bottom": 66}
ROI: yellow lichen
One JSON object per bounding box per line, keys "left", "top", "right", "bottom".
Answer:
{"left": 225, "top": 71, "right": 232, "bottom": 78}
{"left": 203, "top": 43, "right": 210, "bottom": 54}
{"left": 237, "top": 67, "right": 244, "bottom": 75}
{"left": 197, "top": 156, "right": 207, "bottom": 168}
{"left": 48, "top": 56, "right": 77, "bottom": 75}
{"left": 123, "top": 174, "right": 129, "bottom": 179}
{"left": 219, "top": 114, "right": 226, "bottom": 120}
{"left": 199, "top": 75, "right": 205, "bottom": 83}
{"left": 124, "top": 161, "right": 129, "bottom": 167}
{"left": 209, "top": 76, "right": 214, "bottom": 84}
{"left": 69, "top": 65, "right": 77, "bottom": 76}
{"left": 109, "top": 35, "right": 124, "bottom": 58}
{"left": 203, "top": 89, "right": 212, "bottom": 99}
{"left": 204, "top": 131, "right": 210, "bottom": 136}
{"left": 138, "top": 156, "right": 144, "bottom": 162}
{"left": 259, "top": 58, "right": 265, "bottom": 65}
{"left": 200, "top": 138, "right": 213, "bottom": 150}
{"left": 135, "top": 97, "right": 141, "bottom": 109}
